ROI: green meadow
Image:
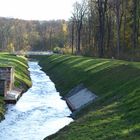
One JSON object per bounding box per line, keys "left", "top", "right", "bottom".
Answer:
{"left": 34, "top": 54, "right": 140, "bottom": 140}
{"left": 0, "top": 53, "right": 31, "bottom": 120}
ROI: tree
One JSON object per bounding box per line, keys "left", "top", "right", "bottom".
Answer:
{"left": 72, "top": 0, "right": 87, "bottom": 54}
{"left": 132, "top": 0, "right": 138, "bottom": 49}
{"left": 97, "top": 0, "right": 108, "bottom": 57}
{"left": 114, "top": 0, "right": 122, "bottom": 58}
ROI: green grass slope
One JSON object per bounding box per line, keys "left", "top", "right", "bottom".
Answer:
{"left": 0, "top": 53, "right": 32, "bottom": 120}
{"left": 35, "top": 54, "right": 140, "bottom": 140}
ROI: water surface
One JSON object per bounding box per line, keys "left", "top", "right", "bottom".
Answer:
{"left": 0, "top": 61, "right": 73, "bottom": 140}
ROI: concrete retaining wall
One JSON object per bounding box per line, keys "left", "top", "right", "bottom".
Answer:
{"left": 0, "top": 67, "right": 14, "bottom": 96}
{"left": 0, "top": 79, "right": 6, "bottom": 96}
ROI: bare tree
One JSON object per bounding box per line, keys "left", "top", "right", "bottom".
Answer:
{"left": 72, "top": 0, "right": 87, "bottom": 54}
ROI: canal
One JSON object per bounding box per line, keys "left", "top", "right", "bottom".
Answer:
{"left": 0, "top": 61, "right": 73, "bottom": 140}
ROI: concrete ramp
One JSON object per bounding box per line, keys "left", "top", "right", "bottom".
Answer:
{"left": 65, "top": 84, "right": 97, "bottom": 112}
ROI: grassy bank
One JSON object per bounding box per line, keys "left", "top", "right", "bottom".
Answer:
{"left": 0, "top": 53, "right": 32, "bottom": 120}
{"left": 34, "top": 54, "right": 140, "bottom": 140}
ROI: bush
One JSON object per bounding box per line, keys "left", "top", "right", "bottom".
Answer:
{"left": 53, "top": 47, "right": 62, "bottom": 54}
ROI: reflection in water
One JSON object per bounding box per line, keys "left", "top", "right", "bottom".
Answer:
{"left": 0, "top": 62, "right": 73, "bottom": 140}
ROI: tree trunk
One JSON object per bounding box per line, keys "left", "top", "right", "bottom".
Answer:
{"left": 115, "top": 0, "right": 121, "bottom": 58}
{"left": 77, "top": 27, "right": 81, "bottom": 54}
{"left": 97, "top": 0, "right": 107, "bottom": 57}
{"left": 71, "top": 21, "right": 74, "bottom": 54}
{"left": 132, "top": 0, "right": 137, "bottom": 49}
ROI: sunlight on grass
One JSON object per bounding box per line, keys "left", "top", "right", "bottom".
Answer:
{"left": 32, "top": 54, "right": 140, "bottom": 140}
{"left": 84, "top": 61, "right": 110, "bottom": 72}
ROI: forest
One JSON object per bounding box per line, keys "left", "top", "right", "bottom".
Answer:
{"left": 0, "top": 17, "right": 67, "bottom": 52}
{"left": 0, "top": 0, "right": 140, "bottom": 60}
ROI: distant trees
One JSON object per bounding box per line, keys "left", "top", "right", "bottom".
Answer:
{"left": 0, "top": 18, "right": 67, "bottom": 52}
{"left": 0, "top": 0, "right": 140, "bottom": 60}
{"left": 68, "top": 0, "right": 140, "bottom": 59}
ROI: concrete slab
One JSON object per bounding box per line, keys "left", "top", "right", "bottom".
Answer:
{"left": 65, "top": 84, "right": 97, "bottom": 112}
{"left": 65, "top": 84, "right": 85, "bottom": 98}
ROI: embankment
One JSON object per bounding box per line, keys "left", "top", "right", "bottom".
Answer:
{"left": 0, "top": 53, "right": 32, "bottom": 120}
{"left": 34, "top": 54, "right": 140, "bottom": 140}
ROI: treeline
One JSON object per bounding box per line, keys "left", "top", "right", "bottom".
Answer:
{"left": 0, "top": 17, "right": 67, "bottom": 52}
{"left": 0, "top": 0, "right": 140, "bottom": 60}
{"left": 68, "top": 0, "right": 140, "bottom": 59}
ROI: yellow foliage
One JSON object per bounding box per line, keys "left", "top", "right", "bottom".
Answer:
{"left": 62, "top": 47, "right": 76, "bottom": 54}
{"left": 62, "top": 23, "right": 67, "bottom": 33}
{"left": 7, "top": 43, "right": 15, "bottom": 53}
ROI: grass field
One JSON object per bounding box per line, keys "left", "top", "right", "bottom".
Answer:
{"left": 33, "top": 54, "right": 140, "bottom": 140}
{"left": 0, "top": 53, "right": 32, "bottom": 120}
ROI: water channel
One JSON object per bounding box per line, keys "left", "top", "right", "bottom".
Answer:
{"left": 0, "top": 61, "right": 73, "bottom": 140}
